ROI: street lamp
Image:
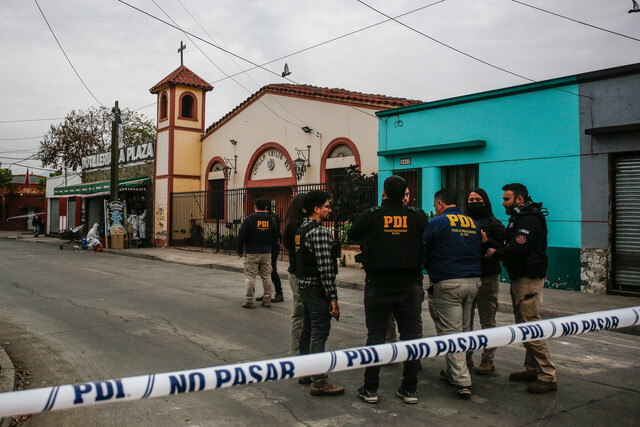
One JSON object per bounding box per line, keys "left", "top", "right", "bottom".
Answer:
{"left": 293, "top": 145, "right": 311, "bottom": 181}
{"left": 223, "top": 165, "right": 232, "bottom": 182}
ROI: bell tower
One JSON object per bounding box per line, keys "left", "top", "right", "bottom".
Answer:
{"left": 150, "top": 63, "right": 213, "bottom": 247}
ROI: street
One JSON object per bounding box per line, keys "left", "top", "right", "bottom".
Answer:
{"left": 0, "top": 239, "right": 639, "bottom": 426}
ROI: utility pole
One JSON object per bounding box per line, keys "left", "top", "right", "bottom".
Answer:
{"left": 110, "top": 101, "right": 120, "bottom": 202}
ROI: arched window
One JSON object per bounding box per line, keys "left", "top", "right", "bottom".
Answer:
{"left": 159, "top": 92, "right": 168, "bottom": 120}
{"left": 326, "top": 144, "right": 356, "bottom": 183}
{"left": 180, "top": 93, "right": 195, "bottom": 119}
{"left": 207, "top": 161, "right": 225, "bottom": 219}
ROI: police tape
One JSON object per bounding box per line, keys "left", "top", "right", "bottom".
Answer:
{"left": 0, "top": 306, "right": 638, "bottom": 417}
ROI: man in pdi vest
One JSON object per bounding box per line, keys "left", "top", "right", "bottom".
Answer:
{"left": 348, "top": 175, "right": 428, "bottom": 404}
{"left": 424, "top": 189, "right": 482, "bottom": 399}
{"left": 486, "top": 183, "right": 557, "bottom": 394}
{"left": 237, "top": 198, "right": 278, "bottom": 309}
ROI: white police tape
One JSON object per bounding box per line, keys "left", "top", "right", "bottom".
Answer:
{"left": 0, "top": 306, "right": 638, "bottom": 417}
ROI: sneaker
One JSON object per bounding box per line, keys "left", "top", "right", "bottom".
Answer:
{"left": 475, "top": 361, "right": 495, "bottom": 375}
{"left": 242, "top": 302, "right": 255, "bottom": 309}
{"left": 261, "top": 299, "right": 271, "bottom": 307}
{"left": 356, "top": 386, "right": 379, "bottom": 404}
{"left": 396, "top": 387, "right": 418, "bottom": 404}
{"left": 527, "top": 380, "right": 558, "bottom": 393}
{"left": 440, "top": 369, "right": 455, "bottom": 385}
{"left": 272, "top": 294, "right": 284, "bottom": 303}
{"left": 298, "top": 376, "right": 312, "bottom": 385}
{"left": 310, "top": 378, "right": 345, "bottom": 396}
{"left": 509, "top": 371, "right": 538, "bottom": 383}
{"left": 456, "top": 386, "right": 472, "bottom": 399}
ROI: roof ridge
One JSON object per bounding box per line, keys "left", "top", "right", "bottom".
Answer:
{"left": 150, "top": 65, "right": 213, "bottom": 93}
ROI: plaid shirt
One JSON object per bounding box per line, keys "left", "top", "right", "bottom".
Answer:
{"left": 297, "top": 217, "right": 338, "bottom": 301}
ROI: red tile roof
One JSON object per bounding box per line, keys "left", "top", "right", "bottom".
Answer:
{"left": 150, "top": 65, "right": 213, "bottom": 94}
{"left": 203, "top": 84, "right": 422, "bottom": 137}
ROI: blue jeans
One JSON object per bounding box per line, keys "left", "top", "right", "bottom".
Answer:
{"left": 299, "top": 284, "right": 332, "bottom": 381}
{"left": 33, "top": 225, "right": 40, "bottom": 237}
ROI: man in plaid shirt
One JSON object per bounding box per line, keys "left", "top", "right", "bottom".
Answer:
{"left": 295, "top": 190, "right": 344, "bottom": 396}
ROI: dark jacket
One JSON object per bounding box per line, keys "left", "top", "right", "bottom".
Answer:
{"left": 237, "top": 212, "right": 277, "bottom": 255}
{"left": 283, "top": 218, "right": 303, "bottom": 275}
{"left": 476, "top": 215, "right": 505, "bottom": 277}
{"left": 493, "top": 202, "right": 548, "bottom": 280}
{"left": 423, "top": 206, "right": 482, "bottom": 283}
{"left": 348, "top": 199, "right": 428, "bottom": 286}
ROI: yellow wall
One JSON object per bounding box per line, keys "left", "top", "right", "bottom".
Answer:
{"left": 173, "top": 129, "right": 201, "bottom": 176}
{"left": 173, "top": 178, "right": 200, "bottom": 193}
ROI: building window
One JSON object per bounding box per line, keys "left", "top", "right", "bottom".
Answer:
{"left": 441, "top": 164, "right": 478, "bottom": 208}
{"left": 160, "top": 92, "right": 168, "bottom": 120}
{"left": 393, "top": 169, "right": 421, "bottom": 208}
{"left": 207, "top": 162, "right": 225, "bottom": 220}
{"left": 180, "top": 93, "right": 195, "bottom": 119}
{"left": 325, "top": 144, "right": 356, "bottom": 184}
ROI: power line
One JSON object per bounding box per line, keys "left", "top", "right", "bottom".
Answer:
{"left": 33, "top": 0, "right": 104, "bottom": 106}
{"left": 0, "top": 118, "right": 63, "bottom": 124}
{"left": 149, "top": 0, "right": 300, "bottom": 127}
{"left": 355, "top": 0, "right": 587, "bottom": 99}
{"left": 512, "top": 0, "right": 640, "bottom": 43}
{"left": 117, "top": 0, "right": 287, "bottom": 82}
{"left": 211, "top": 0, "right": 447, "bottom": 84}
{"left": 0, "top": 136, "right": 43, "bottom": 141}
{"left": 356, "top": 0, "right": 534, "bottom": 83}
{"left": 173, "top": 0, "right": 305, "bottom": 126}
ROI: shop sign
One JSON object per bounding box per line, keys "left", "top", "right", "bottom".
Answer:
{"left": 82, "top": 142, "right": 155, "bottom": 171}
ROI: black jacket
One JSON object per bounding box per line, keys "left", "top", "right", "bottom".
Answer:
{"left": 348, "top": 199, "right": 428, "bottom": 286}
{"left": 476, "top": 215, "right": 505, "bottom": 277}
{"left": 493, "top": 202, "right": 548, "bottom": 280}
{"left": 237, "top": 212, "right": 277, "bottom": 255}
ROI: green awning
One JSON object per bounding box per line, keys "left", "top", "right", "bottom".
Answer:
{"left": 54, "top": 176, "right": 150, "bottom": 196}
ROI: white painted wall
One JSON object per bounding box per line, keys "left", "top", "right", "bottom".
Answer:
{"left": 200, "top": 93, "right": 381, "bottom": 190}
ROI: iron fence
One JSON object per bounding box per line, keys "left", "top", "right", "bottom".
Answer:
{"left": 170, "top": 180, "right": 378, "bottom": 254}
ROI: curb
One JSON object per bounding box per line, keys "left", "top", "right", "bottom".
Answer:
{"left": 0, "top": 347, "right": 16, "bottom": 427}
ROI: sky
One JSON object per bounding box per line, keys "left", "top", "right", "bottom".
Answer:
{"left": 1, "top": 0, "right": 639, "bottom": 176}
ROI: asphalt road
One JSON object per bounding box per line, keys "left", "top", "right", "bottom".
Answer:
{"left": 0, "top": 239, "right": 639, "bottom": 426}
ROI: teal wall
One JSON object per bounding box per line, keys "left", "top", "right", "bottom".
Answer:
{"left": 378, "top": 81, "right": 582, "bottom": 290}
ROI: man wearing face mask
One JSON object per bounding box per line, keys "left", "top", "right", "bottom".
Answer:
{"left": 486, "top": 183, "right": 557, "bottom": 394}
{"left": 465, "top": 188, "right": 505, "bottom": 374}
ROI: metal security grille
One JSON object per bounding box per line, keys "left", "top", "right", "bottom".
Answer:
{"left": 170, "top": 181, "right": 378, "bottom": 253}
{"left": 49, "top": 199, "right": 59, "bottom": 234}
{"left": 613, "top": 155, "right": 640, "bottom": 293}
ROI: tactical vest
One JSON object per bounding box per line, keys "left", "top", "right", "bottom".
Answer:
{"left": 295, "top": 221, "right": 321, "bottom": 278}
{"left": 362, "top": 205, "right": 423, "bottom": 270}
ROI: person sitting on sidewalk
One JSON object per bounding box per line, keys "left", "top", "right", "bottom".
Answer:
{"left": 237, "top": 199, "right": 278, "bottom": 309}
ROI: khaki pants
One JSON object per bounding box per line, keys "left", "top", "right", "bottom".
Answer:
{"left": 288, "top": 272, "right": 304, "bottom": 354}
{"left": 468, "top": 274, "right": 500, "bottom": 363}
{"left": 510, "top": 277, "right": 556, "bottom": 382}
{"left": 244, "top": 253, "right": 273, "bottom": 302}
{"left": 428, "top": 277, "right": 480, "bottom": 387}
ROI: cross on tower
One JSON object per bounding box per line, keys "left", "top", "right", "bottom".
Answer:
{"left": 178, "top": 41, "right": 186, "bottom": 66}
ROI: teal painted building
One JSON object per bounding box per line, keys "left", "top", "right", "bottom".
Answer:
{"left": 377, "top": 63, "right": 640, "bottom": 295}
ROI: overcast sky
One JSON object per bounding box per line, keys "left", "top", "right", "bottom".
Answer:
{"left": 1, "top": 0, "right": 638, "bottom": 175}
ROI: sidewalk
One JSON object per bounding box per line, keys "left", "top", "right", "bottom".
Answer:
{"left": 3, "top": 232, "right": 639, "bottom": 334}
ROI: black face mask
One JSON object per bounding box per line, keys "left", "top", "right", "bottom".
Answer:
{"left": 468, "top": 202, "right": 487, "bottom": 218}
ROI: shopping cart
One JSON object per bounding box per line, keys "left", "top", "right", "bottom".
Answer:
{"left": 59, "top": 225, "right": 85, "bottom": 250}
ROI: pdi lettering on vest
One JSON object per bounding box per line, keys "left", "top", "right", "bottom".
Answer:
{"left": 446, "top": 214, "right": 476, "bottom": 229}
{"left": 73, "top": 380, "right": 125, "bottom": 404}
{"left": 344, "top": 348, "right": 380, "bottom": 367}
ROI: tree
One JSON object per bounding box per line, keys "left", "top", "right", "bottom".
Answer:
{"left": 0, "top": 168, "right": 12, "bottom": 189}
{"left": 36, "top": 107, "right": 156, "bottom": 172}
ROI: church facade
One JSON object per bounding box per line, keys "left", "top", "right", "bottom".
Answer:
{"left": 150, "top": 65, "right": 420, "bottom": 247}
